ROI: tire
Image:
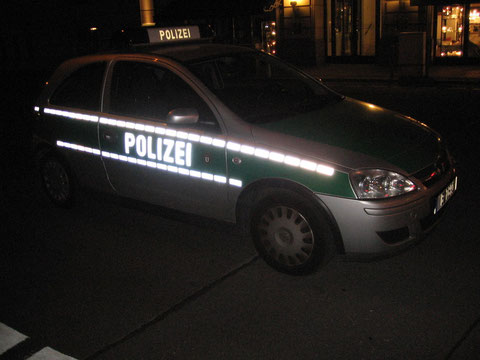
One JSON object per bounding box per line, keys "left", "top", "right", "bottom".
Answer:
{"left": 250, "top": 189, "right": 335, "bottom": 275}
{"left": 39, "top": 153, "right": 75, "bottom": 208}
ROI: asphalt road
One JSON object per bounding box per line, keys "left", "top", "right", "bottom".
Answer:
{"left": 1, "top": 74, "right": 479, "bottom": 359}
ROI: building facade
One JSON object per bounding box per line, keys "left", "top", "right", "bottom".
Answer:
{"left": 274, "top": 0, "right": 480, "bottom": 65}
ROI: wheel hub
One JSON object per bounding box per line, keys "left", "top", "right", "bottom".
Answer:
{"left": 257, "top": 205, "right": 315, "bottom": 267}
{"left": 274, "top": 227, "right": 294, "bottom": 246}
{"left": 42, "top": 158, "right": 70, "bottom": 202}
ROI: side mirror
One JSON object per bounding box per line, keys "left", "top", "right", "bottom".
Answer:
{"left": 166, "top": 108, "right": 199, "bottom": 125}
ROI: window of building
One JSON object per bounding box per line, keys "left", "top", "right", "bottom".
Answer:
{"left": 469, "top": 4, "right": 480, "bottom": 57}
{"left": 380, "top": 0, "right": 423, "bottom": 36}
{"left": 50, "top": 62, "right": 106, "bottom": 111}
{"left": 436, "top": 5, "right": 465, "bottom": 57}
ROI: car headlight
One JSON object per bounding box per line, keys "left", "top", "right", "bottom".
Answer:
{"left": 350, "top": 169, "right": 416, "bottom": 199}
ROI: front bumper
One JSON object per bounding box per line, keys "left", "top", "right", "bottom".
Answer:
{"left": 317, "top": 169, "right": 457, "bottom": 255}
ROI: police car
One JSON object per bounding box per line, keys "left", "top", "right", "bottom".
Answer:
{"left": 33, "top": 25, "right": 457, "bottom": 274}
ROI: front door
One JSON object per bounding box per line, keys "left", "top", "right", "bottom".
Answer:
{"left": 99, "top": 59, "right": 230, "bottom": 220}
{"left": 334, "top": 0, "right": 359, "bottom": 56}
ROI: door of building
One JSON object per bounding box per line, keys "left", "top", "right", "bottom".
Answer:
{"left": 328, "top": 0, "right": 376, "bottom": 61}
{"left": 333, "top": 0, "right": 358, "bottom": 56}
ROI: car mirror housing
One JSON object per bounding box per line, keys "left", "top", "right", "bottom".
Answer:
{"left": 166, "top": 108, "right": 199, "bottom": 125}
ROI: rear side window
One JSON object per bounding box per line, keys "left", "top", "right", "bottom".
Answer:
{"left": 50, "top": 62, "right": 106, "bottom": 111}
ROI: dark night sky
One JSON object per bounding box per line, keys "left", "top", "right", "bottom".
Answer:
{"left": 0, "top": 0, "right": 272, "bottom": 71}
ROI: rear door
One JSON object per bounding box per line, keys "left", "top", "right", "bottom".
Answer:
{"left": 99, "top": 59, "right": 231, "bottom": 220}
{"left": 40, "top": 61, "right": 110, "bottom": 191}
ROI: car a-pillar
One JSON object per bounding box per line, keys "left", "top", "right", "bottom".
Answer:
{"left": 235, "top": 179, "right": 343, "bottom": 274}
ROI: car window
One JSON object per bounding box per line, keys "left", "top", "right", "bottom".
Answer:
{"left": 188, "top": 52, "right": 340, "bottom": 124}
{"left": 50, "top": 62, "right": 106, "bottom": 111}
{"left": 108, "top": 61, "right": 219, "bottom": 131}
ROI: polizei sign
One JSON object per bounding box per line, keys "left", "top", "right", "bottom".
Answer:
{"left": 147, "top": 26, "right": 201, "bottom": 44}
{"left": 124, "top": 132, "right": 192, "bottom": 167}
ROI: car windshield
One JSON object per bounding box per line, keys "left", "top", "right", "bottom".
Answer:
{"left": 186, "top": 51, "right": 341, "bottom": 124}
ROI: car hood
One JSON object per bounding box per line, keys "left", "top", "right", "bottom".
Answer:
{"left": 253, "top": 97, "right": 440, "bottom": 174}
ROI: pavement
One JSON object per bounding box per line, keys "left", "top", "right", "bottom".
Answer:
{"left": 301, "top": 63, "right": 480, "bottom": 85}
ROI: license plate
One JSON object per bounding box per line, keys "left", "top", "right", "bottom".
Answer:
{"left": 434, "top": 176, "right": 458, "bottom": 214}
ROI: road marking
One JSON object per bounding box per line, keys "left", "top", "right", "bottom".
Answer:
{"left": 28, "top": 347, "right": 77, "bottom": 360}
{"left": 0, "top": 322, "right": 28, "bottom": 355}
{"left": 0, "top": 322, "right": 77, "bottom": 359}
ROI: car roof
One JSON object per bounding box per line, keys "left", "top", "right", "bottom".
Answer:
{"left": 60, "top": 43, "right": 254, "bottom": 71}
{"left": 148, "top": 43, "right": 254, "bottom": 63}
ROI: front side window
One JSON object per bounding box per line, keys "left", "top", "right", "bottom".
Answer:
{"left": 108, "top": 61, "right": 218, "bottom": 130}
{"left": 187, "top": 52, "right": 339, "bottom": 124}
{"left": 50, "top": 62, "right": 106, "bottom": 111}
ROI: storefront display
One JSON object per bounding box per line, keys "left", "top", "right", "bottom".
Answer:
{"left": 435, "top": 3, "right": 480, "bottom": 58}
{"left": 261, "top": 21, "right": 277, "bottom": 55}
{"left": 469, "top": 5, "right": 480, "bottom": 56}
{"left": 273, "top": 0, "right": 480, "bottom": 64}
{"left": 436, "top": 5, "right": 464, "bottom": 56}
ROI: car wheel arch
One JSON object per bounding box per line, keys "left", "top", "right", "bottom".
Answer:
{"left": 35, "top": 143, "right": 71, "bottom": 171}
{"left": 235, "top": 178, "right": 345, "bottom": 255}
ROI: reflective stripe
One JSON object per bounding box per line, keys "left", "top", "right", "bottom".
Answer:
{"left": 214, "top": 175, "right": 227, "bottom": 183}
{"left": 316, "top": 164, "right": 335, "bottom": 176}
{"left": 212, "top": 139, "right": 226, "bottom": 148}
{"left": 45, "top": 108, "right": 335, "bottom": 178}
{"left": 300, "top": 160, "right": 317, "bottom": 171}
{"left": 44, "top": 108, "right": 98, "bottom": 123}
{"left": 227, "top": 141, "right": 241, "bottom": 151}
{"left": 57, "top": 140, "right": 242, "bottom": 188}
{"left": 269, "top": 151, "right": 285, "bottom": 162}
{"left": 284, "top": 155, "right": 301, "bottom": 167}
{"left": 56, "top": 141, "right": 101, "bottom": 155}
{"left": 200, "top": 136, "right": 213, "bottom": 145}
{"left": 229, "top": 178, "right": 243, "bottom": 187}
{"left": 254, "top": 148, "right": 269, "bottom": 159}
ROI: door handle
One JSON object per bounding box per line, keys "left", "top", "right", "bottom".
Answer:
{"left": 102, "top": 131, "right": 118, "bottom": 143}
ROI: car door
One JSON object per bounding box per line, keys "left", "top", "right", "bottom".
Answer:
{"left": 41, "top": 61, "right": 111, "bottom": 192}
{"left": 99, "top": 59, "right": 230, "bottom": 220}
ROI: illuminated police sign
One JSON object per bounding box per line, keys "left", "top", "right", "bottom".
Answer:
{"left": 124, "top": 132, "right": 192, "bottom": 167}
{"left": 147, "top": 26, "right": 201, "bottom": 44}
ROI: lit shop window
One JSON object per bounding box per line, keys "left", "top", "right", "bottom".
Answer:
{"left": 436, "top": 6, "right": 464, "bottom": 57}
{"left": 261, "top": 21, "right": 277, "bottom": 55}
{"left": 469, "top": 5, "right": 480, "bottom": 58}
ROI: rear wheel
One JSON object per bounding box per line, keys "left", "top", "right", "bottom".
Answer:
{"left": 251, "top": 190, "right": 334, "bottom": 274}
{"left": 39, "top": 154, "right": 75, "bottom": 208}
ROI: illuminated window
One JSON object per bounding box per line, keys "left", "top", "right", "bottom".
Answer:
{"left": 261, "top": 21, "right": 277, "bottom": 55}
{"left": 469, "top": 4, "right": 480, "bottom": 57}
{"left": 436, "top": 5, "right": 464, "bottom": 57}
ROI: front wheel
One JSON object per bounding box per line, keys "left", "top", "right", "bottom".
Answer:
{"left": 39, "top": 153, "right": 75, "bottom": 208}
{"left": 251, "top": 190, "right": 335, "bottom": 274}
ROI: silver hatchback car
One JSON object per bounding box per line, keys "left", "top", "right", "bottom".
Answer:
{"left": 33, "top": 26, "right": 457, "bottom": 274}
